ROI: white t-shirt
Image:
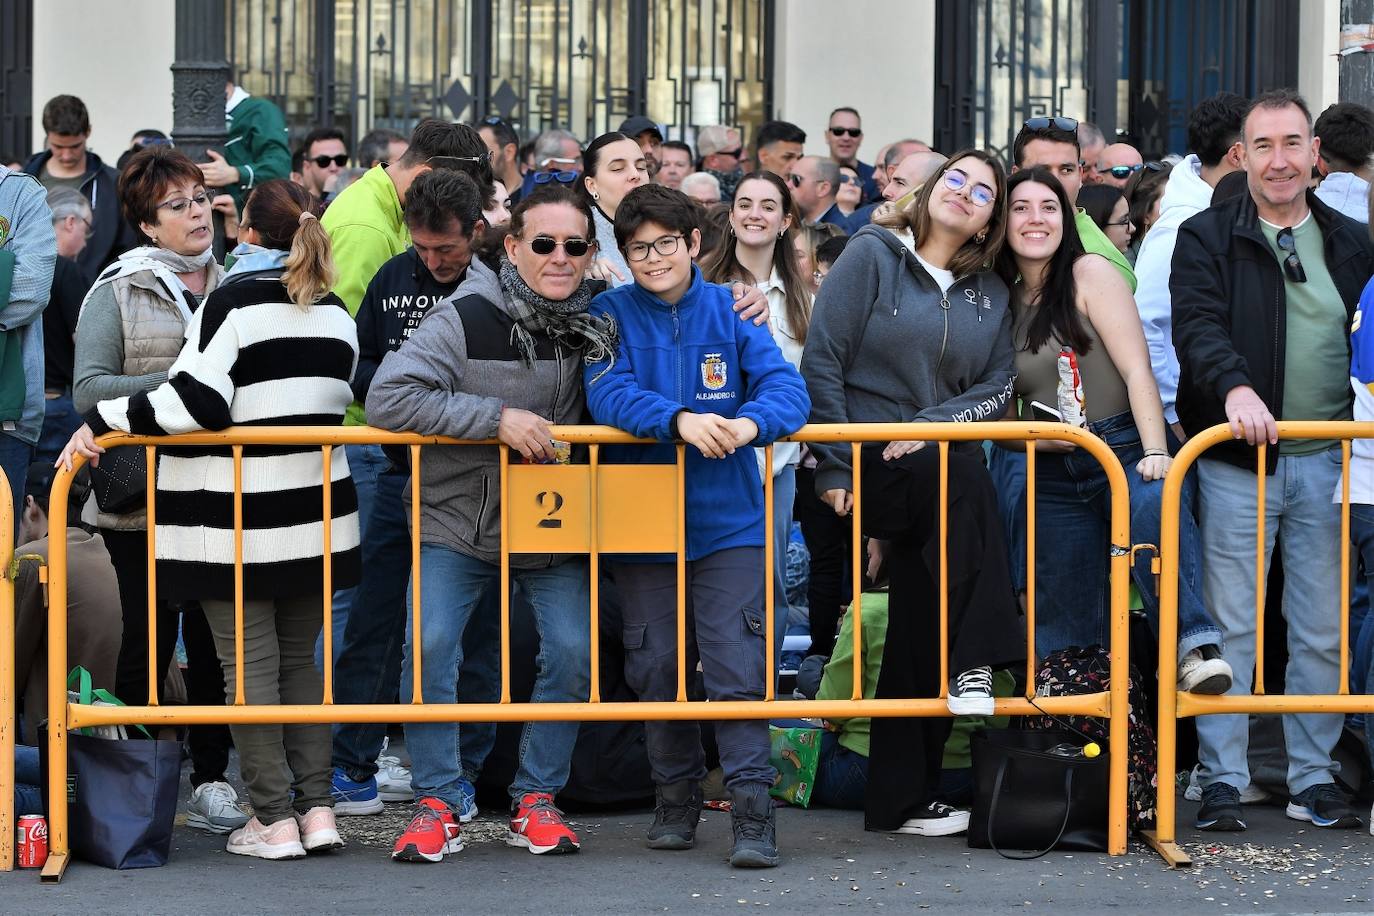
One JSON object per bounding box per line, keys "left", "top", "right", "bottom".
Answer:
{"left": 914, "top": 251, "right": 956, "bottom": 295}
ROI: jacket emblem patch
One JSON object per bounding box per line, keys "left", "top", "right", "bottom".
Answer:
{"left": 701, "top": 353, "right": 727, "bottom": 390}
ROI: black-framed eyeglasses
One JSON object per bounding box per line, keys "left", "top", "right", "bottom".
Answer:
{"left": 829, "top": 127, "right": 862, "bottom": 138}
{"left": 526, "top": 235, "right": 592, "bottom": 257}
{"left": 943, "top": 168, "right": 996, "bottom": 207}
{"left": 1276, "top": 227, "right": 1306, "bottom": 283}
{"left": 156, "top": 191, "right": 210, "bottom": 214}
{"left": 1105, "top": 218, "right": 1133, "bottom": 229}
{"left": 625, "top": 234, "right": 685, "bottom": 262}
{"left": 310, "top": 154, "right": 348, "bottom": 169}
{"left": 1024, "top": 116, "right": 1079, "bottom": 133}
{"left": 533, "top": 170, "right": 579, "bottom": 185}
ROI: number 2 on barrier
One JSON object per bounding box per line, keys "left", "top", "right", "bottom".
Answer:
{"left": 536, "top": 491, "right": 565, "bottom": 528}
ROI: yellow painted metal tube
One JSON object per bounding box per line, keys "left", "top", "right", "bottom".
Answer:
{"left": 409, "top": 444, "right": 423, "bottom": 704}
{"left": 0, "top": 471, "right": 14, "bottom": 871}
{"left": 938, "top": 441, "right": 949, "bottom": 700}
{"left": 1254, "top": 443, "right": 1267, "bottom": 696}
{"left": 498, "top": 445, "right": 511, "bottom": 704}
{"left": 321, "top": 445, "right": 334, "bottom": 704}
{"left": 850, "top": 442, "right": 863, "bottom": 701}
{"left": 675, "top": 443, "right": 687, "bottom": 703}
{"left": 1340, "top": 440, "right": 1351, "bottom": 696}
{"left": 1024, "top": 443, "right": 1037, "bottom": 696}
{"left": 232, "top": 445, "right": 245, "bottom": 705}
{"left": 66, "top": 694, "right": 1115, "bottom": 728}
{"left": 144, "top": 445, "right": 159, "bottom": 707}
{"left": 588, "top": 444, "right": 601, "bottom": 704}
{"left": 764, "top": 444, "right": 775, "bottom": 701}
{"left": 46, "top": 463, "right": 73, "bottom": 872}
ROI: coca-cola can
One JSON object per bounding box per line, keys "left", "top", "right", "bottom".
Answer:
{"left": 17, "top": 814, "right": 48, "bottom": 868}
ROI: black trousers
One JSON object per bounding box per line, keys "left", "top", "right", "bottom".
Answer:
{"left": 105, "top": 527, "right": 232, "bottom": 785}
{"left": 795, "top": 465, "right": 852, "bottom": 658}
{"left": 858, "top": 446, "right": 1025, "bottom": 831}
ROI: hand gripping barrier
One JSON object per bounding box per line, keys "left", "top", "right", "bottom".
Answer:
{"left": 39, "top": 421, "right": 1132, "bottom": 882}
{"left": 1144, "top": 422, "right": 1374, "bottom": 867}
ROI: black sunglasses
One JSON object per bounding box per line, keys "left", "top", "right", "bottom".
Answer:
{"left": 829, "top": 127, "right": 862, "bottom": 138}
{"left": 716, "top": 147, "right": 744, "bottom": 159}
{"left": 1276, "top": 227, "right": 1306, "bottom": 283}
{"left": 1024, "top": 116, "right": 1079, "bottom": 133}
{"left": 310, "top": 154, "right": 348, "bottom": 169}
{"left": 533, "top": 170, "right": 580, "bottom": 185}
{"left": 527, "top": 236, "right": 591, "bottom": 257}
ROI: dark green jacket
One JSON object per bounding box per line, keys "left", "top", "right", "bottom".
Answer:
{"left": 221, "top": 94, "right": 291, "bottom": 210}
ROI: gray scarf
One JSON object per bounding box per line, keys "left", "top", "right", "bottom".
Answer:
{"left": 498, "top": 257, "right": 619, "bottom": 382}
{"left": 125, "top": 244, "right": 217, "bottom": 275}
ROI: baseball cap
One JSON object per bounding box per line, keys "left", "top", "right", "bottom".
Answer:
{"left": 619, "top": 116, "right": 663, "bottom": 141}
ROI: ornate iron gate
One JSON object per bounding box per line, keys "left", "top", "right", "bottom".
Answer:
{"left": 0, "top": 0, "right": 34, "bottom": 162}
{"left": 227, "top": 0, "right": 773, "bottom": 148}
{"left": 934, "top": 0, "right": 1300, "bottom": 163}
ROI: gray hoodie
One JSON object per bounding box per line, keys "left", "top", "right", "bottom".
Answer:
{"left": 800, "top": 224, "right": 1015, "bottom": 495}
{"left": 366, "top": 257, "right": 586, "bottom": 567}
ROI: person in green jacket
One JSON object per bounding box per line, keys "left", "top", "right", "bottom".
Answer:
{"left": 197, "top": 82, "right": 291, "bottom": 213}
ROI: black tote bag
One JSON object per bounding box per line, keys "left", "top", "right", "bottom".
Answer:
{"left": 42, "top": 727, "right": 182, "bottom": 869}
{"left": 968, "top": 728, "right": 1110, "bottom": 859}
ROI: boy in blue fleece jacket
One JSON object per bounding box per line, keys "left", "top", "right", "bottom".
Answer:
{"left": 585, "top": 185, "right": 809, "bottom": 869}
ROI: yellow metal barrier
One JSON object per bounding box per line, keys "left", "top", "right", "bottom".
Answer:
{"left": 0, "top": 472, "right": 17, "bottom": 871}
{"left": 40, "top": 421, "right": 1132, "bottom": 882}
{"left": 1144, "top": 421, "right": 1374, "bottom": 868}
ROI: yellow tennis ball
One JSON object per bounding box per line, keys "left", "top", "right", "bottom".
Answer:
{"left": 1083, "top": 742, "right": 1101, "bottom": 758}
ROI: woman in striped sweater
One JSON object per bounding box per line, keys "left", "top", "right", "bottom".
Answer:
{"left": 58, "top": 179, "right": 362, "bottom": 861}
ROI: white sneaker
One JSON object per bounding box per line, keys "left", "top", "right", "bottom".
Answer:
{"left": 186, "top": 781, "right": 252, "bottom": 834}
{"left": 947, "top": 666, "right": 995, "bottom": 716}
{"left": 376, "top": 737, "right": 414, "bottom": 802}
{"left": 1177, "top": 648, "right": 1233, "bottom": 694}
{"left": 226, "top": 816, "right": 307, "bottom": 860}
{"left": 1183, "top": 765, "right": 1270, "bottom": 804}
{"left": 294, "top": 806, "right": 345, "bottom": 853}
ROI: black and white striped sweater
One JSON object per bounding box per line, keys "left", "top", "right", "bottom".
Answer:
{"left": 86, "top": 268, "right": 362, "bottom": 601}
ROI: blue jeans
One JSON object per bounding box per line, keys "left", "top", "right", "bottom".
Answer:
{"left": 771, "top": 465, "right": 796, "bottom": 671}
{"left": 1348, "top": 506, "right": 1374, "bottom": 764}
{"left": 988, "top": 446, "right": 1028, "bottom": 592}
{"left": 1032, "top": 411, "right": 1220, "bottom": 660}
{"left": 402, "top": 545, "right": 590, "bottom": 809}
{"left": 811, "top": 731, "right": 868, "bottom": 810}
{"left": 36, "top": 394, "right": 83, "bottom": 472}
{"left": 15, "top": 744, "right": 41, "bottom": 816}
{"left": 1196, "top": 449, "right": 1345, "bottom": 795}
{"left": 0, "top": 434, "right": 31, "bottom": 542}
{"left": 317, "top": 443, "right": 389, "bottom": 671}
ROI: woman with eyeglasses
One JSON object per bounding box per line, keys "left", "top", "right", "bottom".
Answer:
{"left": 994, "top": 166, "right": 1231, "bottom": 691}
{"left": 701, "top": 171, "right": 815, "bottom": 673}
{"left": 70, "top": 145, "right": 251, "bottom": 834}
{"left": 579, "top": 131, "right": 650, "bottom": 286}
{"left": 1079, "top": 184, "right": 1133, "bottom": 255}
{"left": 801, "top": 149, "right": 1025, "bottom": 838}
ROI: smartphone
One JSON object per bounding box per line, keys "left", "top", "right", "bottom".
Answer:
{"left": 1029, "top": 400, "right": 1063, "bottom": 422}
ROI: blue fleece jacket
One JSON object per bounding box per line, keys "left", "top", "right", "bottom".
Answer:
{"left": 585, "top": 267, "right": 811, "bottom": 561}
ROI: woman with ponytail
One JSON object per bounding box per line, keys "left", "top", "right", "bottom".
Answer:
{"left": 702, "top": 170, "right": 813, "bottom": 672}
{"left": 60, "top": 178, "right": 362, "bottom": 861}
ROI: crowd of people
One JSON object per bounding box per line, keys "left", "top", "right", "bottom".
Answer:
{"left": 6, "top": 78, "right": 1374, "bottom": 870}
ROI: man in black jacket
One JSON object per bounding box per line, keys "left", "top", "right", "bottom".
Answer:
{"left": 22, "top": 95, "right": 136, "bottom": 274}
{"left": 329, "top": 169, "right": 500, "bottom": 822}
{"left": 1172, "top": 88, "right": 1374, "bottom": 835}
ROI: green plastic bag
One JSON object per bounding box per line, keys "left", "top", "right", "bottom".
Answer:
{"left": 68, "top": 666, "right": 150, "bottom": 739}
{"left": 768, "top": 725, "right": 822, "bottom": 807}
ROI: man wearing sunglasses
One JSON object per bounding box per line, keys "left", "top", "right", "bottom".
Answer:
{"left": 696, "top": 125, "right": 746, "bottom": 201}
{"left": 824, "top": 107, "right": 879, "bottom": 201}
{"left": 1094, "top": 142, "right": 1145, "bottom": 190}
{"left": 790, "top": 156, "right": 846, "bottom": 228}
{"left": 297, "top": 126, "right": 351, "bottom": 201}
{"left": 1172, "top": 89, "right": 1374, "bottom": 836}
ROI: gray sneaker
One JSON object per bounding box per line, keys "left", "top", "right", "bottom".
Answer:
{"left": 646, "top": 781, "right": 702, "bottom": 850}
{"left": 187, "top": 781, "right": 252, "bottom": 834}
{"left": 728, "top": 783, "right": 779, "bottom": 868}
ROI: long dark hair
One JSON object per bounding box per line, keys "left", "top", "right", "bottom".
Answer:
{"left": 1077, "top": 184, "right": 1124, "bottom": 231}
{"left": 700, "top": 170, "right": 812, "bottom": 345}
{"left": 578, "top": 131, "right": 633, "bottom": 213}
{"left": 995, "top": 166, "right": 1094, "bottom": 354}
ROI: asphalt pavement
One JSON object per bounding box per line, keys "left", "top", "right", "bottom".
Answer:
{"left": 5, "top": 768, "right": 1374, "bottom": 914}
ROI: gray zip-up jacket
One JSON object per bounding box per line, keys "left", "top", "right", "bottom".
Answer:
{"left": 366, "top": 257, "right": 586, "bottom": 567}
{"left": 800, "top": 224, "right": 1016, "bottom": 495}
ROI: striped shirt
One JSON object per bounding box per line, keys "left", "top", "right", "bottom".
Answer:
{"left": 86, "top": 269, "right": 362, "bottom": 601}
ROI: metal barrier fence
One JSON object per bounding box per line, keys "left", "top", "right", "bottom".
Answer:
{"left": 0, "top": 472, "right": 18, "bottom": 870}
{"left": 39, "top": 422, "right": 1133, "bottom": 882}
{"left": 1144, "top": 421, "right": 1374, "bottom": 868}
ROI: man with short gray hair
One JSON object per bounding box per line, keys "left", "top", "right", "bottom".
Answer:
{"left": 790, "top": 156, "right": 844, "bottom": 227}
{"left": 518, "top": 129, "right": 583, "bottom": 201}
{"left": 38, "top": 187, "right": 91, "bottom": 468}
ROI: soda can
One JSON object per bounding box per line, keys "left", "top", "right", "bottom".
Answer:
{"left": 17, "top": 814, "right": 49, "bottom": 868}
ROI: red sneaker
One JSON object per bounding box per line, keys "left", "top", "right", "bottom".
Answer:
{"left": 391, "top": 797, "right": 462, "bottom": 863}
{"left": 507, "top": 792, "right": 580, "bottom": 855}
